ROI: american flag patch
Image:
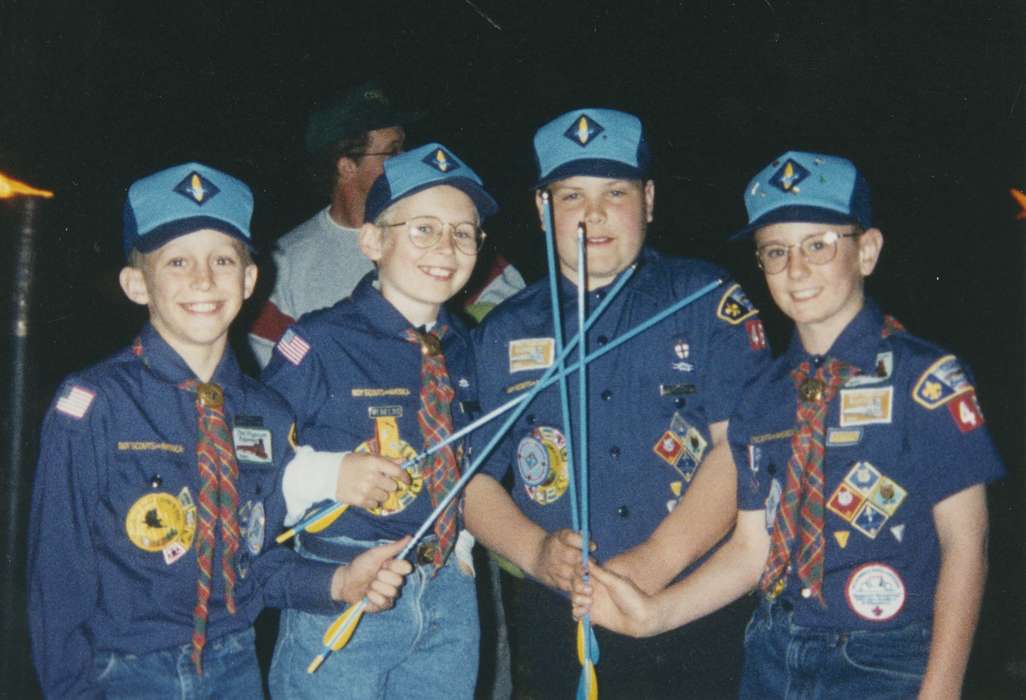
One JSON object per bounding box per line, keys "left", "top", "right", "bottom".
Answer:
{"left": 56, "top": 385, "right": 95, "bottom": 419}
{"left": 277, "top": 329, "right": 311, "bottom": 366}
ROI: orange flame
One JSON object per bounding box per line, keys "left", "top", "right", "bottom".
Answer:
{"left": 1010, "top": 188, "right": 1026, "bottom": 221}
{"left": 0, "top": 171, "right": 54, "bottom": 199}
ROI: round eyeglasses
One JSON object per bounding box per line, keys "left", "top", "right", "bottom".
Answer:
{"left": 755, "top": 230, "right": 861, "bottom": 274}
{"left": 384, "top": 216, "right": 487, "bottom": 255}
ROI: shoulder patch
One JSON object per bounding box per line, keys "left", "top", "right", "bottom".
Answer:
{"left": 55, "top": 384, "right": 96, "bottom": 419}
{"left": 716, "top": 284, "right": 758, "bottom": 325}
{"left": 276, "top": 329, "right": 311, "bottom": 366}
{"left": 912, "top": 354, "right": 973, "bottom": 409}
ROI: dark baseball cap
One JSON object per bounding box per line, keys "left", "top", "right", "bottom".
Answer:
{"left": 304, "top": 81, "right": 422, "bottom": 155}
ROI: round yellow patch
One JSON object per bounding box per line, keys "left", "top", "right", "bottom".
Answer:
{"left": 125, "top": 492, "right": 188, "bottom": 552}
{"left": 355, "top": 438, "right": 424, "bottom": 516}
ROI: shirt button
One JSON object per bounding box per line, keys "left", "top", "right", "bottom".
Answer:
{"left": 617, "top": 505, "right": 629, "bottom": 518}
{"left": 609, "top": 446, "right": 621, "bottom": 459}
{"left": 526, "top": 414, "right": 536, "bottom": 425}
{"left": 601, "top": 389, "right": 613, "bottom": 401}
{"left": 674, "top": 397, "right": 687, "bottom": 408}
{"left": 596, "top": 290, "right": 607, "bottom": 301}
{"left": 149, "top": 474, "right": 162, "bottom": 488}
{"left": 597, "top": 335, "right": 609, "bottom": 346}
{"left": 801, "top": 588, "right": 812, "bottom": 599}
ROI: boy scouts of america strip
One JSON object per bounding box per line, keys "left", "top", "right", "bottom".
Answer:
{"left": 277, "top": 329, "right": 311, "bottom": 366}
{"left": 56, "top": 385, "right": 96, "bottom": 418}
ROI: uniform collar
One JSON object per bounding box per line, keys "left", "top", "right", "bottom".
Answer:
{"left": 784, "top": 298, "right": 885, "bottom": 375}
{"left": 351, "top": 271, "right": 460, "bottom": 342}
{"left": 134, "top": 323, "right": 244, "bottom": 392}
{"left": 554, "top": 247, "right": 653, "bottom": 303}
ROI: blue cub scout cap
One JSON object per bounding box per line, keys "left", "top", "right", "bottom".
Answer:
{"left": 533, "top": 108, "right": 651, "bottom": 189}
{"left": 733, "top": 150, "right": 872, "bottom": 240}
{"left": 364, "top": 143, "right": 499, "bottom": 223}
{"left": 123, "top": 162, "right": 255, "bottom": 258}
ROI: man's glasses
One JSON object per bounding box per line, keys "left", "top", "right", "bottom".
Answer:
{"left": 755, "top": 230, "right": 861, "bottom": 274}
{"left": 354, "top": 145, "right": 403, "bottom": 158}
{"left": 384, "top": 216, "right": 487, "bottom": 255}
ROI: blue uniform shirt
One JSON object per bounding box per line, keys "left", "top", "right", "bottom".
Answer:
{"left": 262, "top": 273, "right": 478, "bottom": 561}
{"left": 473, "top": 247, "right": 771, "bottom": 563}
{"left": 731, "top": 300, "right": 1005, "bottom": 629}
{"left": 27, "top": 324, "right": 339, "bottom": 698}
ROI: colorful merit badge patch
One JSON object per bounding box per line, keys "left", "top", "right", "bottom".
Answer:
{"left": 564, "top": 113, "right": 604, "bottom": 147}
{"left": 652, "top": 412, "right": 708, "bottom": 482}
{"left": 508, "top": 338, "right": 555, "bottom": 373}
{"left": 125, "top": 486, "right": 197, "bottom": 565}
{"left": 826, "top": 462, "right": 907, "bottom": 539}
{"left": 745, "top": 318, "right": 767, "bottom": 350}
{"left": 517, "top": 426, "right": 569, "bottom": 506}
{"left": 947, "top": 390, "right": 984, "bottom": 433}
{"left": 276, "top": 329, "right": 310, "bottom": 366}
{"left": 839, "top": 386, "right": 893, "bottom": 427}
{"left": 233, "top": 426, "right": 272, "bottom": 464}
{"left": 174, "top": 171, "right": 220, "bottom": 205}
{"left": 423, "top": 147, "right": 460, "bottom": 173}
{"left": 912, "top": 355, "right": 972, "bottom": 409}
{"left": 845, "top": 352, "right": 893, "bottom": 387}
{"left": 356, "top": 416, "right": 423, "bottom": 516}
{"left": 716, "top": 284, "right": 758, "bottom": 325}
{"left": 769, "top": 158, "right": 811, "bottom": 194}
{"left": 56, "top": 385, "right": 95, "bottom": 419}
{"left": 845, "top": 562, "right": 906, "bottom": 622}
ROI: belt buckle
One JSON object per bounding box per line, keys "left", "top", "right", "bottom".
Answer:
{"left": 415, "top": 540, "right": 439, "bottom": 566}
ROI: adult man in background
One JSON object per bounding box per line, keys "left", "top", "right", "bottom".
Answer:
{"left": 249, "top": 81, "right": 525, "bottom": 366}
{"left": 248, "top": 81, "right": 414, "bottom": 366}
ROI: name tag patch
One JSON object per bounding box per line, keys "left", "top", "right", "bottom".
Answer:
{"left": 233, "top": 426, "right": 273, "bottom": 464}
{"left": 839, "top": 387, "right": 893, "bottom": 426}
{"left": 826, "top": 427, "right": 863, "bottom": 446}
{"left": 509, "top": 338, "right": 555, "bottom": 373}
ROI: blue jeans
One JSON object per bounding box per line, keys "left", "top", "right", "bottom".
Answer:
{"left": 269, "top": 535, "right": 479, "bottom": 699}
{"left": 740, "top": 598, "right": 930, "bottom": 699}
{"left": 93, "top": 626, "right": 263, "bottom": 699}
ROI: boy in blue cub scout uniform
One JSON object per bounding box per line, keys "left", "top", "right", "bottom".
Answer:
{"left": 27, "top": 163, "right": 411, "bottom": 699}
{"left": 572, "top": 151, "right": 1004, "bottom": 699}
{"left": 262, "top": 143, "right": 497, "bottom": 699}
{"left": 463, "top": 108, "right": 771, "bottom": 698}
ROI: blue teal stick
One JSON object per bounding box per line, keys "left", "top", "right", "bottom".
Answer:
{"left": 541, "top": 191, "right": 580, "bottom": 532}
{"left": 575, "top": 228, "right": 598, "bottom": 676}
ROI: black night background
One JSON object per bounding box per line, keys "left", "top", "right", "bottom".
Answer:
{"left": 1, "top": 2, "right": 1024, "bottom": 696}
